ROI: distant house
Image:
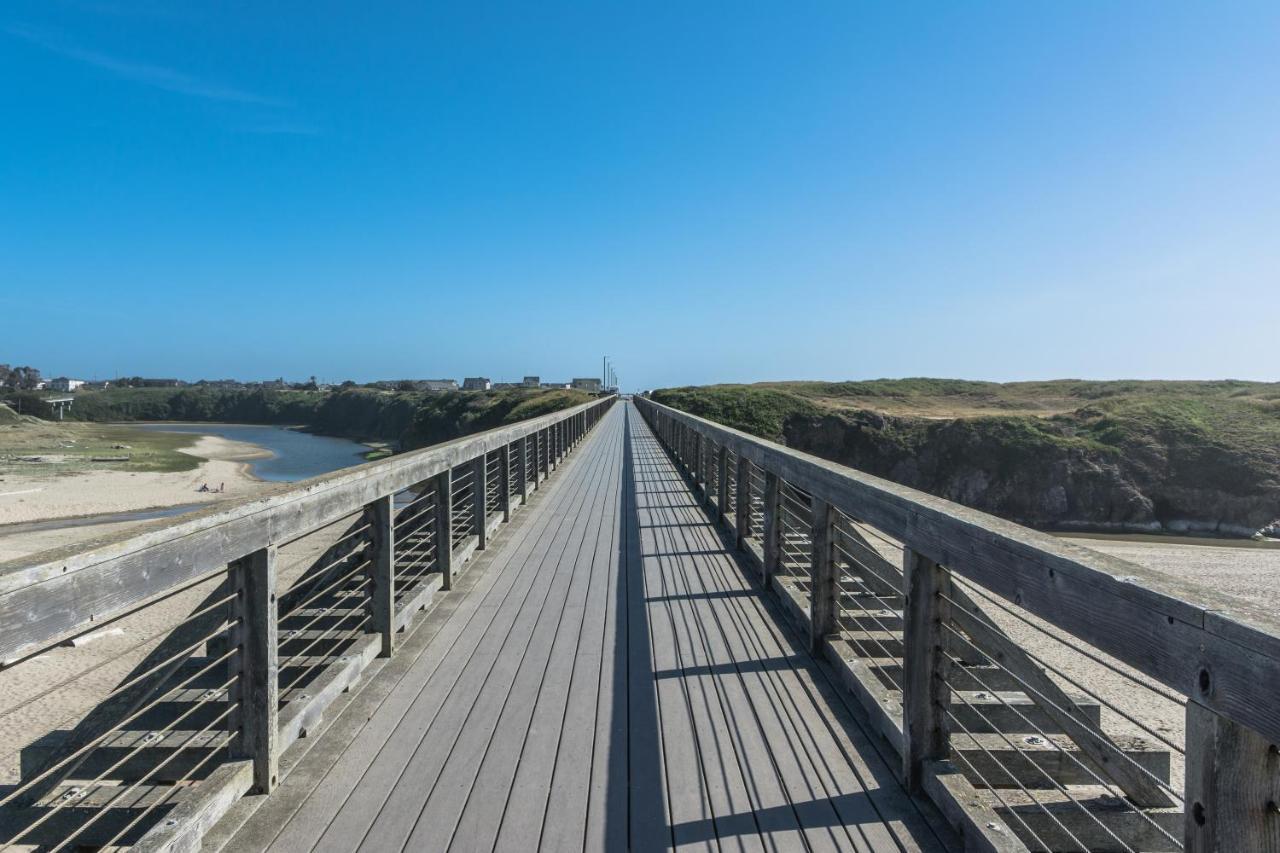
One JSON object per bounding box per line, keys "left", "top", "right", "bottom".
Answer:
{"left": 571, "top": 378, "right": 603, "bottom": 393}
{"left": 48, "top": 377, "right": 86, "bottom": 392}
{"left": 491, "top": 382, "right": 520, "bottom": 390}
{"left": 540, "top": 381, "right": 571, "bottom": 390}
{"left": 421, "top": 379, "right": 459, "bottom": 392}
{"left": 462, "top": 377, "right": 491, "bottom": 391}
{"left": 522, "top": 376, "right": 540, "bottom": 387}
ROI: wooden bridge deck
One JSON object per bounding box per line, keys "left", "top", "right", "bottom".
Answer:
{"left": 220, "top": 403, "right": 957, "bottom": 852}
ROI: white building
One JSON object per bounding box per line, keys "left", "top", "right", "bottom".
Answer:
{"left": 48, "top": 377, "right": 86, "bottom": 392}
{"left": 462, "top": 377, "right": 491, "bottom": 391}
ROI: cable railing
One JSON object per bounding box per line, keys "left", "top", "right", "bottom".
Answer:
{"left": 636, "top": 395, "right": 1280, "bottom": 853}
{"left": 0, "top": 396, "right": 613, "bottom": 851}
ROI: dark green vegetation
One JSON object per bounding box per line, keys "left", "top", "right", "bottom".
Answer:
{"left": 31, "top": 386, "right": 592, "bottom": 452}
{"left": 651, "top": 380, "right": 1280, "bottom": 537}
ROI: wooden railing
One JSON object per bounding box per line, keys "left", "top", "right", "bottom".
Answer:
{"left": 0, "top": 395, "right": 614, "bottom": 851}
{"left": 636, "top": 396, "right": 1280, "bottom": 853}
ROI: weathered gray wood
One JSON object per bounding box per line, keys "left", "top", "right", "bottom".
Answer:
{"left": 735, "top": 453, "right": 752, "bottom": 550}
{"left": 132, "top": 760, "right": 254, "bottom": 853}
{"left": 499, "top": 443, "right": 512, "bottom": 522}
{"left": 435, "top": 468, "right": 453, "bottom": 590}
{"left": 921, "top": 760, "right": 1028, "bottom": 853}
{"left": 366, "top": 495, "right": 395, "bottom": 657}
{"left": 517, "top": 436, "right": 529, "bottom": 504}
{"left": 229, "top": 545, "right": 279, "bottom": 794}
{"left": 1185, "top": 700, "right": 1280, "bottom": 852}
{"left": 633, "top": 397, "right": 1280, "bottom": 750}
{"left": 808, "top": 497, "right": 837, "bottom": 654}
{"left": 762, "top": 471, "right": 780, "bottom": 585}
{"left": 473, "top": 456, "right": 488, "bottom": 550}
{"left": 948, "top": 590, "right": 1174, "bottom": 807}
{"left": 716, "top": 445, "right": 729, "bottom": 522}
{"left": 902, "top": 548, "right": 951, "bottom": 795}
{"left": 235, "top": 403, "right": 951, "bottom": 853}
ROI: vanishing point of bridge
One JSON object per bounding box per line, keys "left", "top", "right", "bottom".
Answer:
{"left": 1, "top": 398, "right": 1278, "bottom": 852}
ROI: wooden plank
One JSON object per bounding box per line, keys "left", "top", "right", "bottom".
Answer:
{"left": 948, "top": 590, "right": 1175, "bottom": 807}
{"left": 511, "top": 410, "right": 623, "bottom": 852}
{"left": 313, "top": 417, "right": 613, "bottom": 852}
{"left": 240, "top": 428, "right": 600, "bottom": 853}
{"left": 468, "top": 418, "right": 623, "bottom": 852}
{"left": 473, "top": 455, "right": 488, "bottom": 550}
{"left": 583, "top": 408, "right": 633, "bottom": 852}
{"left": 133, "top": 760, "right": 255, "bottom": 853}
{"left": 644, "top": 460, "right": 803, "bottom": 852}
{"left": 643, "top": 459, "right": 769, "bottom": 853}
{"left": 402, "top": 428, "right": 610, "bottom": 851}
{"left": 622, "top": 408, "right": 676, "bottom": 852}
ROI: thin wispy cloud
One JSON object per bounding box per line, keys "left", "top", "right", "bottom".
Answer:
{"left": 6, "top": 23, "right": 285, "bottom": 106}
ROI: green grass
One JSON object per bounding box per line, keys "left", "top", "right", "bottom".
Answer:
{"left": 0, "top": 421, "right": 204, "bottom": 475}
{"left": 652, "top": 378, "right": 1280, "bottom": 472}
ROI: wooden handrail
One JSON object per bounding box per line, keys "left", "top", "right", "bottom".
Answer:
{"left": 634, "top": 396, "right": 1280, "bottom": 744}
{"left": 0, "top": 396, "right": 615, "bottom": 663}
{"left": 636, "top": 395, "right": 1280, "bottom": 853}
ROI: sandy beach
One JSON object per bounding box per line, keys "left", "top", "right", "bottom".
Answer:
{"left": 0, "top": 434, "right": 276, "bottom": 563}
{"left": 0, "top": 434, "right": 269, "bottom": 526}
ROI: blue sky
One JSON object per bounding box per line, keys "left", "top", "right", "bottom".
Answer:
{"left": 2, "top": 2, "right": 1277, "bottom": 390}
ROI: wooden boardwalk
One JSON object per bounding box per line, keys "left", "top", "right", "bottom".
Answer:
{"left": 220, "top": 403, "right": 957, "bottom": 853}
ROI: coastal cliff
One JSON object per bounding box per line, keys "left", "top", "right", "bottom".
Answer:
{"left": 651, "top": 381, "right": 1280, "bottom": 537}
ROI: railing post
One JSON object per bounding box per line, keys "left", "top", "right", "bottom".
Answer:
{"left": 228, "top": 545, "right": 279, "bottom": 794}
{"left": 532, "top": 431, "right": 541, "bottom": 489}
{"left": 762, "top": 471, "right": 780, "bottom": 585}
{"left": 366, "top": 494, "right": 395, "bottom": 657}
{"left": 434, "top": 469, "right": 453, "bottom": 590}
{"left": 499, "top": 443, "right": 512, "bottom": 522}
{"left": 716, "top": 446, "right": 729, "bottom": 523}
{"left": 518, "top": 435, "right": 529, "bottom": 505}
{"left": 902, "top": 547, "right": 952, "bottom": 795}
{"left": 735, "top": 454, "right": 752, "bottom": 550}
{"left": 703, "top": 440, "right": 715, "bottom": 509}
{"left": 693, "top": 433, "right": 704, "bottom": 500}
{"left": 807, "top": 498, "right": 836, "bottom": 654}
{"left": 473, "top": 455, "right": 488, "bottom": 549}
{"left": 1185, "top": 701, "right": 1280, "bottom": 851}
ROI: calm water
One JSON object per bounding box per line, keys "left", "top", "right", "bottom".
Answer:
{"left": 136, "top": 423, "right": 371, "bottom": 482}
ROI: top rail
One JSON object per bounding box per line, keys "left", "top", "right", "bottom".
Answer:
{"left": 0, "top": 396, "right": 615, "bottom": 663}
{"left": 633, "top": 397, "right": 1280, "bottom": 753}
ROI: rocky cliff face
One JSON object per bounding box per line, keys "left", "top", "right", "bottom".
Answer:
{"left": 780, "top": 409, "right": 1280, "bottom": 537}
